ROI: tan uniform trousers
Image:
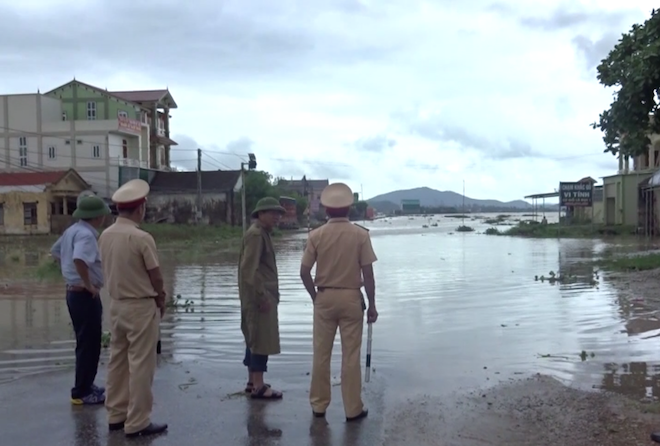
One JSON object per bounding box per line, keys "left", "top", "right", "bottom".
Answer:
{"left": 105, "top": 298, "right": 160, "bottom": 434}
{"left": 310, "top": 288, "right": 364, "bottom": 418}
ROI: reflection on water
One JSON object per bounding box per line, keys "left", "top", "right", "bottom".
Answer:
{"left": 1, "top": 213, "right": 660, "bottom": 399}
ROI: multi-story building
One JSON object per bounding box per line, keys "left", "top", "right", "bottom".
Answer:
{"left": 0, "top": 80, "right": 178, "bottom": 197}
{"left": 601, "top": 134, "right": 660, "bottom": 227}
{"left": 284, "top": 177, "right": 329, "bottom": 214}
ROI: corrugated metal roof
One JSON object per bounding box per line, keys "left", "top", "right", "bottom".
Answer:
{"left": 0, "top": 170, "right": 68, "bottom": 186}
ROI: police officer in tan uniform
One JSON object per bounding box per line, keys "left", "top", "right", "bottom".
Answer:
{"left": 98, "top": 179, "right": 168, "bottom": 438}
{"left": 300, "top": 182, "right": 379, "bottom": 422}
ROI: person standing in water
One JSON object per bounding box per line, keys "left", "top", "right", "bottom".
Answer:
{"left": 300, "top": 182, "right": 379, "bottom": 422}
{"left": 51, "top": 195, "right": 111, "bottom": 405}
{"left": 239, "top": 197, "right": 286, "bottom": 400}
{"left": 99, "top": 179, "right": 168, "bottom": 438}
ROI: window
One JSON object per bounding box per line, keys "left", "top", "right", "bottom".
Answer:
{"left": 18, "top": 136, "right": 27, "bottom": 167}
{"left": 122, "top": 139, "right": 128, "bottom": 158}
{"left": 118, "top": 111, "right": 128, "bottom": 118}
{"left": 87, "top": 101, "right": 96, "bottom": 120}
{"left": 92, "top": 145, "right": 100, "bottom": 158}
{"left": 0, "top": 203, "right": 4, "bottom": 226}
{"left": 62, "top": 112, "right": 67, "bottom": 121}
{"left": 48, "top": 146, "right": 56, "bottom": 159}
{"left": 65, "top": 140, "right": 71, "bottom": 145}
{"left": 23, "top": 203, "right": 37, "bottom": 225}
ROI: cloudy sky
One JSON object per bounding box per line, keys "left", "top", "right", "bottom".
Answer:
{"left": 0, "top": 0, "right": 654, "bottom": 201}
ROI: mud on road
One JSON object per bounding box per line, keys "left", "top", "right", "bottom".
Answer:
{"left": 384, "top": 375, "right": 659, "bottom": 446}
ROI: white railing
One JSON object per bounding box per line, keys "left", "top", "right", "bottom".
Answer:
{"left": 112, "top": 157, "right": 148, "bottom": 169}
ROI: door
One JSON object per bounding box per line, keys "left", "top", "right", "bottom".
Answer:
{"left": 606, "top": 197, "right": 616, "bottom": 225}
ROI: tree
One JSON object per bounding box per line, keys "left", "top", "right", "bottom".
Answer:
{"left": 349, "top": 201, "right": 369, "bottom": 220}
{"left": 244, "top": 170, "right": 275, "bottom": 215}
{"left": 243, "top": 171, "right": 309, "bottom": 223}
{"left": 593, "top": 9, "right": 660, "bottom": 158}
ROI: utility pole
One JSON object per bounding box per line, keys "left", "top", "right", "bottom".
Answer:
{"left": 241, "top": 167, "right": 247, "bottom": 234}
{"left": 361, "top": 184, "right": 364, "bottom": 223}
{"left": 196, "top": 148, "right": 202, "bottom": 224}
{"left": 241, "top": 153, "right": 257, "bottom": 235}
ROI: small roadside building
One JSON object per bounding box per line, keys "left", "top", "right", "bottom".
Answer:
{"left": 146, "top": 170, "right": 242, "bottom": 225}
{"left": 0, "top": 169, "right": 91, "bottom": 235}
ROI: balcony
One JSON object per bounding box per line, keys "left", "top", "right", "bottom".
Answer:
{"left": 111, "top": 157, "right": 149, "bottom": 169}
{"left": 42, "top": 117, "right": 144, "bottom": 136}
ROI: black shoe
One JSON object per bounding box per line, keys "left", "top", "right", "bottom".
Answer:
{"left": 125, "top": 422, "right": 168, "bottom": 438}
{"left": 312, "top": 411, "right": 325, "bottom": 418}
{"left": 651, "top": 431, "right": 660, "bottom": 443}
{"left": 109, "top": 421, "right": 125, "bottom": 432}
{"left": 346, "top": 409, "right": 368, "bottom": 422}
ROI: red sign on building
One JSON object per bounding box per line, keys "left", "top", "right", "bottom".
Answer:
{"left": 118, "top": 116, "right": 142, "bottom": 134}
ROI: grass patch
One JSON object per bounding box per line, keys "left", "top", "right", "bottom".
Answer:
{"left": 484, "top": 227, "right": 500, "bottom": 235}
{"left": 501, "top": 221, "right": 637, "bottom": 238}
{"left": 484, "top": 214, "right": 511, "bottom": 225}
{"left": 137, "top": 223, "right": 247, "bottom": 253}
{"left": 596, "top": 252, "right": 660, "bottom": 272}
{"left": 456, "top": 225, "right": 475, "bottom": 232}
{"left": 34, "top": 260, "right": 61, "bottom": 281}
{"left": 445, "top": 214, "right": 469, "bottom": 219}
{"left": 140, "top": 223, "right": 242, "bottom": 242}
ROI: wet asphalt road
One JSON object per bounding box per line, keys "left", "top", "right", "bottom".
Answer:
{"left": 0, "top": 358, "right": 390, "bottom": 446}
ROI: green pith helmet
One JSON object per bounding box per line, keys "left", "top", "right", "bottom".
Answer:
{"left": 251, "top": 197, "right": 286, "bottom": 218}
{"left": 72, "top": 196, "right": 111, "bottom": 220}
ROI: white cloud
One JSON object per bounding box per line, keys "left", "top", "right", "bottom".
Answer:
{"left": 0, "top": 0, "right": 652, "bottom": 201}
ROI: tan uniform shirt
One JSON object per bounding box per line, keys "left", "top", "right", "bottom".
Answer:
{"left": 301, "top": 218, "right": 378, "bottom": 288}
{"left": 99, "top": 217, "right": 160, "bottom": 299}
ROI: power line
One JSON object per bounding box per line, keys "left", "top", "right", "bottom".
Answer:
{"left": 1, "top": 123, "right": 614, "bottom": 170}
{"left": 170, "top": 147, "right": 611, "bottom": 170}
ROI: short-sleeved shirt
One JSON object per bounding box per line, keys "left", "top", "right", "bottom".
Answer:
{"left": 98, "top": 217, "right": 160, "bottom": 299}
{"left": 301, "top": 217, "right": 378, "bottom": 288}
{"left": 50, "top": 221, "right": 104, "bottom": 287}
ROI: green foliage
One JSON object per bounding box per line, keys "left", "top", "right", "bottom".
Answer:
{"left": 243, "top": 172, "right": 309, "bottom": 222}
{"left": 502, "top": 221, "right": 636, "bottom": 238}
{"left": 141, "top": 223, "right": 242, "bottom": 241}
{"left": 596, "top": 252, "right": 660, "bottom": 272}
{"left": 592, "top": 9, "right": 660, "bottom": 157}
{"left": 349, "top": 201, "right": 369, "bottom": 220}
{"left": 34, "top": 260, "right": 61, "bottom": 281}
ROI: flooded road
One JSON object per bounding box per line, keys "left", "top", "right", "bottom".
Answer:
{"left": 1, "top": 213, "right": 659, "bottom": 402}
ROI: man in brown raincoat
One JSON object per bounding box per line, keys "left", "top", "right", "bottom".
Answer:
{"left": 239, "top": 196, "right": 285, "bottom": 400}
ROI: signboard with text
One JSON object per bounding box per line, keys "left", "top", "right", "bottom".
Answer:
{"left": 559, "top": 182, "right": 593, "bottom": 207}
{"left": 118, "top": 116, "right": 142, "bottom": 134}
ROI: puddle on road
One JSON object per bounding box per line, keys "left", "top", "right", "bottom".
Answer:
{"left": 1, "top": 214, "right": 660, "bottom": 401}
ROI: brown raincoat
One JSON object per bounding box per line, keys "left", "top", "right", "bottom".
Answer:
{"left": 238, "top": 221, "right": 281, "bottom": 356}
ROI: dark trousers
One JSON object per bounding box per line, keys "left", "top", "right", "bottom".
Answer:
{"left": 66, "top": 290, "right": 103, "bottom": 399}
{"left": 243, "top": 347, "right": 268, "bottom": 373}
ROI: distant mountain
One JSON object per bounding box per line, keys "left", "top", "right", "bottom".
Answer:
{"left": 367, "top": 187, "right": 532, "bottom": 210}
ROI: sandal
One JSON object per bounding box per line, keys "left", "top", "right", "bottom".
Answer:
{"left": 245, "top": 382, "right": 271, "bottom": 393}
{"left": 251, "top": 385, "right": 283, "bottom": 400}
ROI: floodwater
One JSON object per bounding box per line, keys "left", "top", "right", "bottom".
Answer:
{"left": 1, "top": 212, "right": 659, "bottom": 400}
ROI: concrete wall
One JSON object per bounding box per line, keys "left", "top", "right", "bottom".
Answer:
{"left": 0, "top": 190, "right": 50, "bottom": 235}
{"left": 603, "top": 172, "right": 653, "bottom": 226}
{"left": 592, "top": 201, "right": 604, "bottom": 224}
{"left": 147, "top": 192, "right": 230, "bottom": 225}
